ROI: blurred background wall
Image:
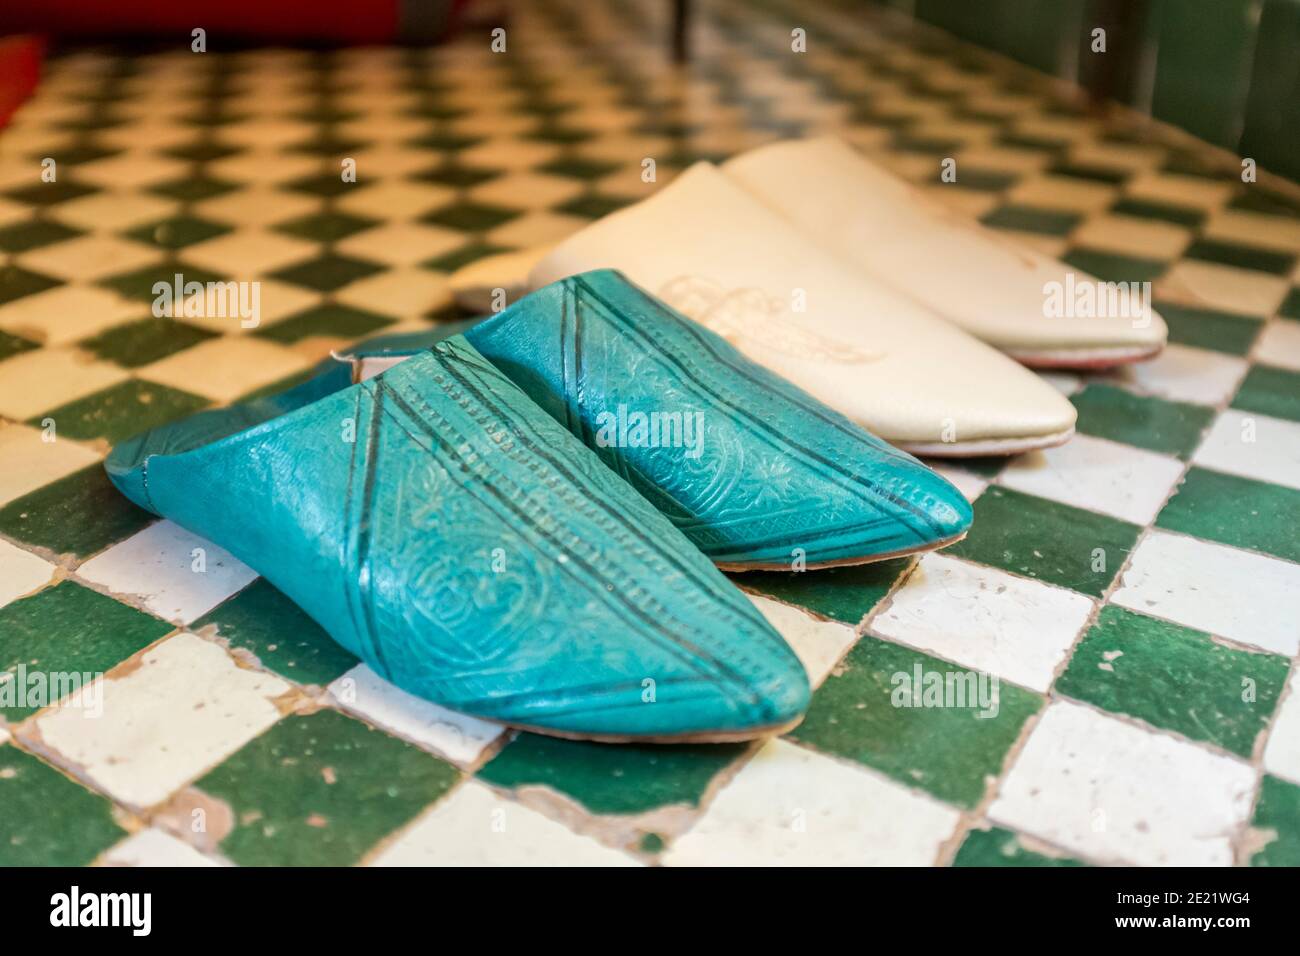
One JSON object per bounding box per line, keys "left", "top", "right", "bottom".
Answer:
{"left": 873, "top": 0, "right": 1300, "bottom": 183}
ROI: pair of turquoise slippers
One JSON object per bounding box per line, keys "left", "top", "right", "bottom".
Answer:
{"left": 106, "top": 271, "right": 971, "bottom": 743}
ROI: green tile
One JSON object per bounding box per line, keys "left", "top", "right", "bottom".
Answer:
{"left": 286, "top": 134, "right": 366, "bottom": 159}
{"left": 149, "top": 174, "right": 239, "bottom": 202}
{"left": 556, "top": 193, "right": 634, "bottom": 220}
{"left": 39, "top": 143, "right": 120, "bottom": 166}
{"left": 527, "top": 124, "right": 594, "bottom": 146}
{"left": 193, "top": 578, "right": 358, "bottom": 685}
{"left": 1070, "top": 383, "right": 1215, "bottom": 458}
{"left": 0, "top": 747, "right": 125, "bottom": 865}
{"left": 3, "top": 179, "right": 98, "bottom": 207}
{"left": 479, "top": 733, "right": 747, "bottom": 816}
{"left": 1281, "top": 287, "right": 1300, "bottom": 320}
{"left": 0, "top": 219, "right": 83, "bottom": 253}
{"left": 273, "top": 210, "right": 379, "bottom": 243}
{"left": 100, "top": 261, "right": 226, "bottom": 303}
{"left": 788, "top": 637, "right": 1041, "bottom": 808}
{"left": 947, "top": 168, "right": 1019, "bottom": 192}
{"left": 1250, "top": 775, "right": 1300, "bottom": 867}
{"left": 285, "top": 171, "right": 358, "bottom": 199}
{"left": 124, "top": 215, "right": 232, "bottom": 250}
{"left": 1057, "top": 605, "right": 1287, "bottom": 757}
{"left": 405, "top": 131, "right": 483, "bottom": 152}
{"left": 0, "top": 264, "right": 60, "bottom": 305}
{"left": 0, "top": 581, "right": 171, "bottom": 721}
{"left": 980, "top": 204, "right": 1081, "bottom": 236}
{"left": 0, "top": 465, "right": 154, "bottom": 558}
{"left": 538, "top": 157, "right": 621, "bottom": 181}
{"left": 731, "top": 558, "right": 912, "bottom": 625}
{"left": 421, "top": 241, "right": 511, "bottom": 274}
{"left": 1062, "top": 248, "right": 1167, "bottom": 283}
{"left": 1156, "top": 300, "right": 1263, "bottom": 355}
{"left": 32, "top": 379, "right": 209, "bottom": 444}
{"left": 196, "top": 709, "right": 458, "bottom": 866}
{"left": 1185, "top": 238, "right": 1296, "bottom": 276}
{"left": 952, "top": 826, "right": 1085, "bottom": 867}
{"left": 1232, "top": 363, "right": 1300, "bottom": 423}
{"left": 79, "top": 316, "right": 217, "bottom": 368}
{"left": 0, "top": 329, "right": 40, "bottom": 362}
{"left": 1047, "top": 161, "right": 1128, "bottom": 185}
{"left": 1157, "top": 467, "right": 1300, "bottom": 564}
{"left": 946, "top": 486, "right": 1140, "bottom": 597}
{"left": 1231, "top": 189, "right": 1300, "bottom": 220}
{"left": 269, "top": 253, "right": 383, "bottom": 293}
{"left": 415, "top": 164, "right": 502, "bottom": 189}
{"left": 257, "top": 302, "right": 394, "bottom": 343}
{"left": 1109, "top": 197, "right": 1206, "bottom": 228}
{"left": 163, "top": 140, "right": 244, "bottom": 163}
{"left": 422, "top": 200, "right": 521, "bottom": 232}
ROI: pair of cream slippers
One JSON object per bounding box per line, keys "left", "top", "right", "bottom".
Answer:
{"left": 449, "top": 138, "right": 1168, "bottom": 457}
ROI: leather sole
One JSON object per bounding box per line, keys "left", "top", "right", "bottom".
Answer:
{"left": 509, "top": 714, "right": 806, "bottom": 744}
{"left": 1007, "top": 343, "right": 1164, "bottom": 369}
{"left": 716, "top": 528, "right": 967, "bottom": 573}
{"left": 897, "top": 426, "right": 1075, "bottom": 458}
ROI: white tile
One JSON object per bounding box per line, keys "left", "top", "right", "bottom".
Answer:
{"left": 0, "top": 539, "right": 56, "bottom": 608}
{"left": 100, "top": 827, "right": 221, "bottom": 867}
{"left": 1112, "top": 530, "right": 1300, "bottom": 655}
{"left": 998, "top": 433, "right": 1184, "bottom": 525}
{"left": 328, "top": 665, "right": 503, "bottom": 766}
{"left": 371, "top": 782, "right": 639, "bottom": 867}
{"left": 1108, "top": 343, "right": 1247, "bottom": 406}
{"left": 663, "top": 739, "right": 959, "bottom": 866}
{"left": 990, "top": 701, "right": 1255, "bottom": 866}
{"left": 1193, "top": 409, "right": 1300, "bottom": 491}
{"left": 1157, "top": 260, "right": 1290, "bottom": 317}
{"left": 1254, "top": 318, "right": 1300, "bottom": 372}
{"left": 34, "top": 633, "right": 291, "bottom": 807}
{"left": 871, "top": 553, "right": 1092, "bottom": 692}
{"left": 76, "top": 521, "right": 256, "bottom": 625}
{"left": 1039, "top": 371, "right": 1083, "bottom": 396}
{"left": 1263, "top": 670, "right": 1300, "bottom": 787}
{"left": 746, "top": 593, "right": 856, "bottom": 688}
{"left": 0, "top": 422, "right": 102, "bottom": 506}
{"left": 931, "top": 463, "right": 988, "bottom": 503}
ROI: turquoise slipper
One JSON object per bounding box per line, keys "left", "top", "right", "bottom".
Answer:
{"left": 105, "top": 337, "right": 809, "bottom": 743}
{"left": 344, "top": 270, "right": 972, "bottom": 570}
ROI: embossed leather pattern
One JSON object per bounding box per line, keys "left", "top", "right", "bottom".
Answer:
{"left": 462, "top": 271, "right": 973, "bottom": 567}
{"left": 106, "top": 338, "right": 810, "bottom": 740}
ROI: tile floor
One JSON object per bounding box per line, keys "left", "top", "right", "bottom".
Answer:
{"left": 1, "top": 0, "right": 1298, "bottom": 866}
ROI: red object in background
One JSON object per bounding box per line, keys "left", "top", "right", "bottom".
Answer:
{"left": 0, "top": 0, "right": 470, "bottom": 44}
{"left": 0, "top": 35, "right": 43, "bottom": 129}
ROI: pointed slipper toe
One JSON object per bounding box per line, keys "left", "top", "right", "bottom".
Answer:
{"left": 106, "top": 338, "right": 808, "bottom": 742}
{"left": 347, "top": 270, "right": 972, "bottom": 568}
{"left": 722, "top": 137, "right": 1168, "bottom": 368}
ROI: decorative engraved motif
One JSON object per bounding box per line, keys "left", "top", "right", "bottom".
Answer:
{"left": 656, "top": 275, "right": 880, "bottom": 364}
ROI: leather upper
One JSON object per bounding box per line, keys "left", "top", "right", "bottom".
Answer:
{"left": 105, "top": 337, "right": 810, "bottom": 740}
{"left": 722, "top": 137, "right": 1168, "bottom": 357}
{"left": 528, "top": 163, "right": 1078, "bottom": 446}
{"left": 461, "top": 270, "right": 972, "bottom": 567}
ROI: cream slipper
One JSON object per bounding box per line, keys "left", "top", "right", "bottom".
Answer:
{"left": 722, "top": 137, "right": 1167, "bottom": 368}
{"left": 527, "top": 163, "right": 1076, "bottom": 456}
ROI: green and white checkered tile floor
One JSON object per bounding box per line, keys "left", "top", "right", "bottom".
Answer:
{"left": 1, "top": 0, "right": 1299, "bottom": 866}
